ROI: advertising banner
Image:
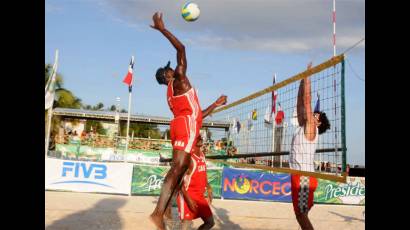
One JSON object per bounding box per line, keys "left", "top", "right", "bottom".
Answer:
{"left": 56, "top": 144, "right": 171, "bottom": 163}
{"left": 131, "top": 165, "right": 168, "bottom": 195}
{"left": 314, "top": 176, "right": 365, "bottom": 205}
{"left": 221, "top": 168, "right": 291, "bottom": 202}
{"left": 45, "top": 157, "right": 133, "bottom": 195}
{"left": 131, "top": 165, "right": 222, "bottom": 198}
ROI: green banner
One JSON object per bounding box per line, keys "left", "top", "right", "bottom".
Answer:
{"left": 206, "top": 169, "right": 222, "bottom": 198}
{"left": 131, "top": 165, "right": 222, "bottom": 198}
{"left": 314, "top": 177, "right": 365, "bottom": 205}
{"left": 131, "top": 165, "right": 168, "bottom": 195}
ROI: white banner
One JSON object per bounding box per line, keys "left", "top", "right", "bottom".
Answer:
{"left": 45, "top": 158, "right": 133, "bottom": 195}
{"left": 99, "top": 153, "right": 160, "bottom": 164}
{"left": 125, "top": 154, "right": 160, "bottom": 164}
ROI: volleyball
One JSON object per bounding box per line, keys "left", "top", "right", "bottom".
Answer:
{"left": 181, "top": 2, "right": 200, "bottom": 22}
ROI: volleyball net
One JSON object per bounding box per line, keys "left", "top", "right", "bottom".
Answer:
{"left": 205, "top": 54, "right": 347, "bottom": 182}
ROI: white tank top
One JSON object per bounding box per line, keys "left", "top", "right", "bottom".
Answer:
{"left": 289, "top": 126, "right": 318, "bottom": 172}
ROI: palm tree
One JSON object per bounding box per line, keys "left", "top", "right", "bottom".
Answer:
{"left": 45, "top": 64, "right": 83, "bottom": 139}
{"left": 54, "top": 89, "right": 82, "bottom": 109}
{"left": 119, "top": 122, "right": 162, "bottom": 139}
{"left": 93, "top": 102, "right": 104, "bottom": 110}
{"left": 83, "top": 105, "right": 92, "bottom": 110}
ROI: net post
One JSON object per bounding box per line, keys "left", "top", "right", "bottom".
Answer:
{"left": 341, "top": 56, "right": 347, "bottom": 172}
{"left": 271, "top": 118, "right": 275, "bottom": 167}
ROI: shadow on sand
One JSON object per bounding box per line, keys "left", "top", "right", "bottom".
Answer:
{"left": 46, "top": 198, "right": 126, "bottom": 230}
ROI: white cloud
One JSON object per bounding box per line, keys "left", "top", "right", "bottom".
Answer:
{"left": 186, "top": 35, "right": 311, "bottom": 53}
{"left": 186, "top": 32, "right": 364, "bottom": 54}
{"left": 98, "top": 0, "right": 365, "bottom": 53}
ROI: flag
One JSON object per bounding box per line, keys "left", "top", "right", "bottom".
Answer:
{"left": 264, "top": 106, "right": 271, "bottom": 124}
{"left": 252, "top": 109, "right": 257, "bottom": 120}
{"left": 247, "top": 113, "right": 254, "bottom": 131}
{"left": 123, "top": 56, "right": 135, "bottom": 92}
{"left": 271, "top": 74, "right": 277, "bottom": 115}
{"left": 275, "top": 103, "right": 285, "bottom": 125}
{"left": 233, "top": 118, "right": 241, "bottom": 134}
{"left": 45, "top": 52, "right": 59, "bottom": 110}
{"left": 232, "top": 118, "right": 236, "bottom": 134}
{"left": 314, "top": 92, "right": 320, "bottom": 113}
{"left": 45, "top": 76, "right": 56, "bottom": 110}
{"left": 247, "top": 119, "right": 253, "bottom": 131}
{"left": 242, "top": 121, "right": 247, "bottom": 132}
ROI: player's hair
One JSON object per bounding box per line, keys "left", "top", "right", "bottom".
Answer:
{"left": 155, "top": 61, "right": 171, "bottom": 85}
{"left": 317, "top": 112, "right": 331, "bottom": 134}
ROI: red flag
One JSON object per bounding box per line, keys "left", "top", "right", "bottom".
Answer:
{"left": 272, "top": 74, "right": 277, "bottom": 115}
{"left": 275, "top": 103, "right": 285, "bottom": 125}
{"left": 123, "top": 57, "right": 134, "bottom": 90}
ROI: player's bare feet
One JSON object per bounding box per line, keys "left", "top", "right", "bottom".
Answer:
{"left": 149, "top": 212, "right": 165, "bottom": 230}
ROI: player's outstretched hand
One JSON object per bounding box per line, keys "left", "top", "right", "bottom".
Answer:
{"left": 150, "top": 12, "right": 165, "bottom": 31}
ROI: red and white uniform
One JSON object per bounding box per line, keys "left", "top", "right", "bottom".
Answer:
{"left": 291, "top": 174, "right": 318, "bottom": 214}
{"left": 177, "top": 152, "right": 212, "bottom": 220}
{"left": 289, "top": 127, "right": 319, "bottom": 214}
{"left": 167, "top": 80, "right": 202, "bottom": 153}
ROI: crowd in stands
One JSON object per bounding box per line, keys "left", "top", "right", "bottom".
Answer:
{"left": 55, "top": 130, "right": 233, "bottom": 154}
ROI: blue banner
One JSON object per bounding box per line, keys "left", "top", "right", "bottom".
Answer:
{"left": 221, "top": 168, "right": 291, "bottom": 202}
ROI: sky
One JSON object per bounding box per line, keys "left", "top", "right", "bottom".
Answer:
{"left": 45, "top": 0, "right": 365, "bottom": 165}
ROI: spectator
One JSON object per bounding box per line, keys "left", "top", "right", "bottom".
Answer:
{"left": 326, "top": 162, "right": 331, "bottom": 172}
{"left": 321, "top": 162, "right": 325, "bottom": 171}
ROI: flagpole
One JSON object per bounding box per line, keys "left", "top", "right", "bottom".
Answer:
{"left": 45, "top": 49, "right": 59, "bottom": 157}
{"left": 45, "top": 107, "right": 53, "bottom": 157}
{"left": 271, "top": 74, "right": 276, "bottom": 167}
{"left": 115, "top": 96, "right": 120, "bottom": 154}
{"left": 124, "top": 91, "right": 132, "bottom": 161}
{"left": 45, "top": 73, "right": 52, "bottom": 94}
{"left": 124, "top": 56, "right": 134, "bottom": 162}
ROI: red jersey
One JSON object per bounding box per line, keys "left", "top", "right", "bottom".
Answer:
{"left": 183, "top": 151, "right": 207, "bottom": 195}
{"left": 167, "top": 80, "right": 202, "bottom": 123}
{"left": 177, "top": 150, "right": 213, "bottom": 220}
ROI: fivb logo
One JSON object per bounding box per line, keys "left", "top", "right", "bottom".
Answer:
{"left": 62, "top": 162, "right": 107, "bottom": 179}
{"left": 51, "top": 161, "right": 114, "bottom": 188}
